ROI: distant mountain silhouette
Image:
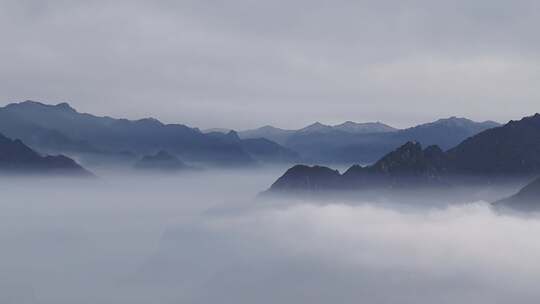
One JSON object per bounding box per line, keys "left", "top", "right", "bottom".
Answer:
{"left": 0, "top": 133, "right": 91, "bottom": 176}
{"left": 0, "top": 107, "right": 98, "bottom": 154}
{"left": 134, "top": 150, "right": 189, "bottom": 172}
{"left": 297, "top": 122, "right": 336, "bottom": 134}
{"left": 238, "top": 126, "right": 295, "bottom": 145}
{"left": 204, "top": 130, "right": 300, "bottom": 164}
{"left": 0, "top": 101, "right": 298, "bottom": 166}
{"left": 495, "top": 177, "right": 540, "bottom": 211}
{"left": 296, "top": 121, "right": 397, "bottom": 134}
{"left": 239, "top": 121, "right": 395, "bottom": 145}
{"left": 241, "top": 117, "right": 498, "bottom": 164}
{"left": 267, "top": 113, "right": 540, "bottom": 194}
{"left": 333, "top": 121, "right": 397, "bottom": 133}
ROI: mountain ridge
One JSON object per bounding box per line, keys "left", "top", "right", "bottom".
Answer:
{"left": 266, "top": 113, "right": 540, "bottom": 195}
{"left": 496, "top": 176, "right": 540, "bottom": 211}
{"left": 280, "top": 116, "right": 499, "bottom": 164}
{"left": 0, "top": 132, "right": 92, "bottom": 176}
{"left": 0, "top": 100, "right": 299, "bottom": 167}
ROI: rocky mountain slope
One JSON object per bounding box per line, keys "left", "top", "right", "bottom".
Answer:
{"left": 0, "top": 133, "right": 91, "bottom": 176}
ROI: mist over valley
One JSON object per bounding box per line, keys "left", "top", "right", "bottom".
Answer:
{"left": 3, "top": 0, "right": 540, "bottom": 302}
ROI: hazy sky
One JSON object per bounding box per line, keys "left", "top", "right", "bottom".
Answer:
{"left": 1, "top": 0, "right": 539, "bottom": 129}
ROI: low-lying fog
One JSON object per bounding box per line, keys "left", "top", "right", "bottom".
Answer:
{"left": 1, "top": 168, "right": 539, "bottom": 304}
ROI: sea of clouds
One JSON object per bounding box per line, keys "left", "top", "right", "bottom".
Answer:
{"left": 0, "top": 168, "right": 538, "bottom": 304}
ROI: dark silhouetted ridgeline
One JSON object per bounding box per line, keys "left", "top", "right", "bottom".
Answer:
{"left": 0, "top": 133, "right": 92, "bottom": 176}
{"left": 496, "top": 177, "right": 540, "bottom": 211}
{"left": 266, "top": 114, "right": 540, "bottom": 205}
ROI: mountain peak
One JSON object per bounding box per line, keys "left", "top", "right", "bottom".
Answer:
{"left": 270, "top": 164, "right": 342, "bottom": 192}
{"left": 370, "top": 141, "right": 429, "bottom": 174}
{"left": 6, "top": 100, "right": 78, "bottom": 113}
{"left": 298, "top": 122, "right": 333, "bottom": 133}
{"left": 134, "top": 117, "right": 163, "bottom": 127}
{"left": 55, "top": 102, "right": 76, "bottom": 112}
{"left": 12, "top": 100, "right": 47, "bottom": 108}
{"left": 310, "top": 122, "right": 327, "bottom": 128}
{"left": 433, "top": 117, "right": 471, "bottom": 126}
{"left": 260, "top": 125, "right": 280, "bottom": 130}
{"left": 413, "top": 117, "right": 500, "bottom": 132}
{"left": 507, "top": 113, "right": 540, "bottom": 127}
{"left": 524, "top": 113, "right": 540, "bottom": 122}
{"left": 333, "top": 121, "right": 397, "bottom": 133}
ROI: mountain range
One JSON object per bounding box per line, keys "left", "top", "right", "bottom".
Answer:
{"left": 1, "top": 99, "right": 536, "bottom": 208}
{"left": 238, "top": 121, "right": 396, "bottom": 144}
{"left": 239, "top": 118, "right": 499, "bottom": 164}
{"left": 0, "top": 100, "right": 511, "bottom": 177}
{"left": 0, "top": 101, "right": 299, "bottom": 167}
{"left": 268, "top": 113, "right": 540, "bottom": 195}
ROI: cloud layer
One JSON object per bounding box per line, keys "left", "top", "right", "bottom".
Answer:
{"left": 1, "top": 169, "right": 539, "bottom": 303}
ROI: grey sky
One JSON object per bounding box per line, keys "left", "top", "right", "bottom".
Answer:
{"left": 1, "top": 0, "right": 539, "bottom": 129}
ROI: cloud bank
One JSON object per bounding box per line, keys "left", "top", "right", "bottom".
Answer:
{"left": 1, "top": 170, "right": 539, "bottom": 303}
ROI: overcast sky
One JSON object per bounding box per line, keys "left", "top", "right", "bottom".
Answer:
{"left": 1, "top": 0, "right": 539, "bottom": 129}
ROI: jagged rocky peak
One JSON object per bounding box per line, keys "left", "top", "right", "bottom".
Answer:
{"left": 366, "top": 141, "right": 451, "bottom": 177}
{"left": 508, "top": 112, "right": 540, "bottom": 126}
{"left": 372, "top": 141, "right": 423, "bottom": 170}
{"left": 55, "top": 102, "right": 77, "bottom": 112}
{"left": 267, "top": 140, "right": 456, "bottom": 194}
{"left": 270, "top": 164, "right": 341, "bottom": 191}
